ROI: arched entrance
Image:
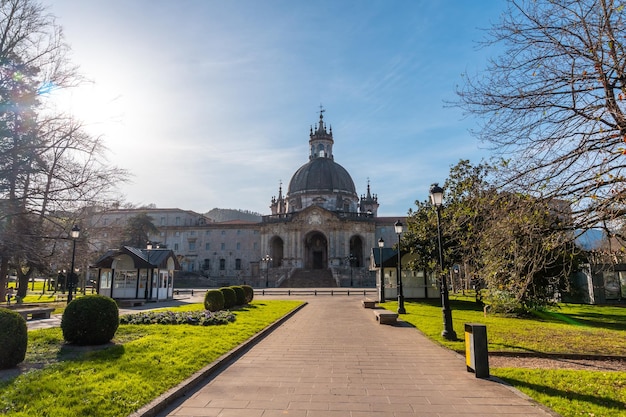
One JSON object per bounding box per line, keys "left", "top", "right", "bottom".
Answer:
{"left": 304, "top": 231, "right": 328, "bottom": 269}
{"left": 349, "top": 235, "right": 364, "bottom": 267}
{"left": 270, "top": 236, "right": 284, "bottom": 267}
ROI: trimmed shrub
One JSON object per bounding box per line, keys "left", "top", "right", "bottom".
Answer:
{"left": 204, "top": 289, "right": 225, "bottom": 312}
{"left": 241, "top": 285, "right": 254, "bottom": 303}
{"left": 61, "top": 295, "right": 119, "bottom": 345}
{"left": 219, "top": 287, "right": 237, "bottom": 309}
{"left": 0, "top": 308, "right": 27, "bottom": 369}
{"left": 231, "top": 286, "right": 246, "bottom": 306}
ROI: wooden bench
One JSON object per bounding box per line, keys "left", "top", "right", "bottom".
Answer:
{"left": 15, "top": 307, "right": 55, "bottom": 320}
{"left": 118, "top": 299, "right": 146, "bottom": 307}
{"left": 362, "top": 299, "right": 377, "bottom": 308}
{"left": 373, "top": 309, "right": 398, "bottom": 325}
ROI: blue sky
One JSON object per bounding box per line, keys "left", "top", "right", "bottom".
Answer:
{"left": 47, "top": 1, "right": 506, "bottom": 217}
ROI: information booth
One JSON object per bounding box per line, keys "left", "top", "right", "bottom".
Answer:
{"left": 92, "top": 246, "right": 180, "bottom": 302}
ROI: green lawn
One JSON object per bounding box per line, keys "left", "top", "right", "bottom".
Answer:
{"left": 5, "top": 292, "right": 626, "bottom": 417}
{"left": 382, "top": 297, "right": 626, "bottom": 417}
{"left": 0, "top": 300, "right": 304, "bottom": 417}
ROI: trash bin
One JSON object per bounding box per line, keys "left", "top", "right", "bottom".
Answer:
{"left": 464, "top": 323, "right": 489, "bottom": 378}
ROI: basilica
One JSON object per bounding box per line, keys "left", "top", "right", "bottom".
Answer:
{"left": 88, "top": 110, "right": 405, "bottom": 288}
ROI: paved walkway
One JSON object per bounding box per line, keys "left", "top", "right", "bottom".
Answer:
{"left": 156, "top": 295, "right": 557, "bottom": 417}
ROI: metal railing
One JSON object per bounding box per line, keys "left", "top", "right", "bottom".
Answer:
{"left": 254, "top": 288, "right": 377, "bottom": 296}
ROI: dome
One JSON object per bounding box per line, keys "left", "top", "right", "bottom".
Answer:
{"left": 287, "top": 158, "right": 357, "bottom": 197}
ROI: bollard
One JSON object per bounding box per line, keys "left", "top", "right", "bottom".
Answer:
{"left": 347, "top": 290, "right": 350, "bottom": 296}
{"left": 191, "top": 289, "right": 194, "bottom": 296}
{"left": 314, "top": 289, "right": 317, "bottom": 296}
{"left": 464, "top": 323, "right": 489, "bottom": 378}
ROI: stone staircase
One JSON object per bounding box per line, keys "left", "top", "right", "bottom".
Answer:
{"left": 279, "top": 268, "right": 337, "bottom": 288}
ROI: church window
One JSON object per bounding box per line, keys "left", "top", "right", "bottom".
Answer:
{"left": 205, "top": 243, "right": 210, "bottom": 250}
{"left": 221, "top": 230, "right": 225, "bottom": 235}
{"left": 203, "top": 259, "right": 210, "bottom": 270}
{"left": 254, "top": 242, "right": 258, "bottom": 249}
{"left": 175, "top": 217, "right": 180, "bottom": 225}
{"left": 221, "top": 243, "right": 225, "bottom": 250}
{"left": 219, "top": 259, "right": 225, "bottom": 270}
{"left": 160, "top": 217, "right": 165, "bottom": 225}
{"left": 236, "top": 242, "right": 241, "bottom": 250}
{"left": 174, "top": 243, "right": 179, "bottom": 250}
{"left": 189, "top": 242, "right": 196, "bottom": 251}
{"left": 235, "top": 259, "right": 241, "bottom": 270}
{"left": 205, "top": 230, "right": 211, "bottom": 235}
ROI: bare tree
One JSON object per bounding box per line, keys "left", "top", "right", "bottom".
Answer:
{"left": 0, "top": 0, "right": 128, "bottom": 298}
{"left": 457, "top": 0, "right": 626, "bottom": 235}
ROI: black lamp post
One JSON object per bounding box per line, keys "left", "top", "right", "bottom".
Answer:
{"left": 146, "top": 241, "right": 153, "bottom": 300}
{"left": 346, "top": 254, "right": 356, "bottom": 286}
{"left": 378, "top": 237, "right": 385, "bottom": 303}
{"left": 263, "top": 255, "right": 272, "bottom": 287}
{"left": 67, "top": 225, "right": 80, "bottom": 304}
{"left": 430, "top": 183, "right": 457, "bottom": 340}
{"left": 394, "top": 220, "right": 406, "bottom": 314}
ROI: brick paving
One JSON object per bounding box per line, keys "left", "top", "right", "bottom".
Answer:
{"left": 157, "top": 295, "right": 558, "bottom": 417}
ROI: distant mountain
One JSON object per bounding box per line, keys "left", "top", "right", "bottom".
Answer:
{"left": 205, "top": 208, "right": 262, "bottom": 223}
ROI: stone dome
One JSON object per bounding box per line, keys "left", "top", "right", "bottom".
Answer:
{"left": 287, "top": 157, "right": 357, "bottom": 197}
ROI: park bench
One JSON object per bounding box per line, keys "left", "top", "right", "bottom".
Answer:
{"left": 15, "top": 307, "right": 55, "bottom": 320}
{"left": 361, "top": 298, "right": 377, "bottom": 308}
{"left": 118, "top": 299, "right": 146, "bottom": 307}
{"left": 373, "top": 309, "right": 398, "bottom": 325}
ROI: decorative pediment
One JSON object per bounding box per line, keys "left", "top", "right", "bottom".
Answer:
{"left": 291, "top": 205, "right": 339, "bottom": 227}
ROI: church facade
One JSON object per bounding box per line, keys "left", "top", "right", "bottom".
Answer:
{"left": 259, "top": 110, "right": 400, "bottom": 287}
{"left": 87, "top": 110, "right": 404, "bottom": 288}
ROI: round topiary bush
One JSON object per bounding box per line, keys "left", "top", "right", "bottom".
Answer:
{"left": 241, "top": 285, "right": 254, "bottom": 303}
{"left": 230, "top": 286, "right": 246, "bottom": 306}
{"left": 219, "top": 287, "right": 237, "bottom": 309}
{"left": 0, "top": 308, "right": 27, "bottom": 370}
{"left": 204, "top": 289, "right": 225, "bottom": 312}
{"left": 61, "top": 295, "right": 119, "bottom": 345}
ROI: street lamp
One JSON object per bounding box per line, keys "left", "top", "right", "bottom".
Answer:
{"left": 67, "top": 225, "right": 80, "bottom": 304}
{"left": 146, "top": 241, "right": 153, "bottom": 300}
{"left": 378, "top": 237, "right": 385, "bottom": 303}
{"left": 394, "top": 220, "right": 406, "bottom": 314}
{"left": 430, "top": 183, "right": 457, "bottom": 340}
{"left": 346, "top": 254, "right": 356, "bottom": 286}
{"left": 262, "top": 255, "right": 272, "bottom": 287}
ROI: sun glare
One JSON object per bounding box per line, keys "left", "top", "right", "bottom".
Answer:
{"left": 41, "top": 80, "right": 127, "bottom": 137}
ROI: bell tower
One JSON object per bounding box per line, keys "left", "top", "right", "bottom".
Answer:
{"left": 309, "top": 106, "right": 333, "bottom": 160}
{"left": 359, "top": 179, "right": 379, "bottom": 216}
